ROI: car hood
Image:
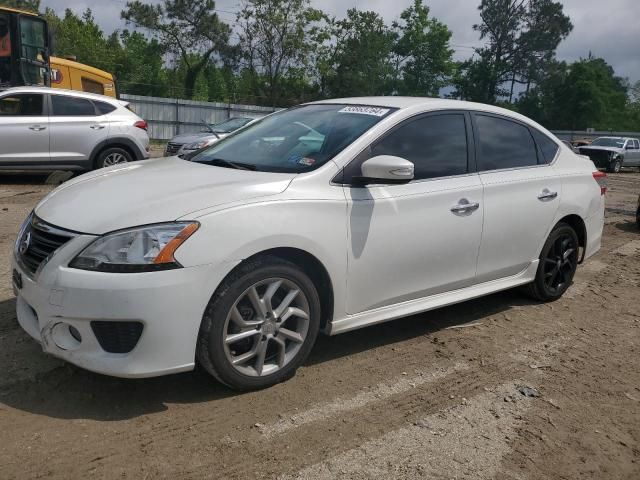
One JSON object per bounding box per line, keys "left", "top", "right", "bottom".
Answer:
{"left": 170, "top": 131, "right": 229, "bottom": 145}
{"left": 35, "top": 157, "right": 295, "bottom": 234}
{"left": 578, "top": 146, "right": 622, "bottom": 154}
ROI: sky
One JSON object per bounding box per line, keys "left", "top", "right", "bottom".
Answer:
{"left": 39, "top": 0, "right": 640, "bottom": 84}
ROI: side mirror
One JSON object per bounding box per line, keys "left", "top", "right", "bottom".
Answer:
{"left": 353, "top": 155, "right": 414, "bottom": 186}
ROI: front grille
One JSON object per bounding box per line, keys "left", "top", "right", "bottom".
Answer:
{"left": 91, "top": 321, "right": 144, "bottom": 354}
{"left": 579, "top": 148, "right": 611, "bottom": 166}
{"left": 16, "top": 216, "right": 77, "bottom": 276}
{"left": 165, "top": 142, "right": 182, "bottom": 155}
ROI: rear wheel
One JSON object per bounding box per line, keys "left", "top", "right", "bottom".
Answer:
{"left": 524, "top": 223, "right": 579, "bottom": 302}
{"left": 197, "top": 256, "right": 321, "bottom": 391}
{"left": 95, "top": 147, "right": 132, "bottom": 169}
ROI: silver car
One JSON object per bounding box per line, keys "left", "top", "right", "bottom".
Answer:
{"left": 578, "top": 137, "right": 640, "bottom": 173}
{"left": 0, "top": 87, "right": 150, "bottom": 170}
{"left": 165, "top": 117, "right": 255, "bottom": 156}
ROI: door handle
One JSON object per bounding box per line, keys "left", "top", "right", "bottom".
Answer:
{"left": 90, "top": 125, "right": 106, "bottom": 130}
{"left": 537, "top": 189, "right": 558, "bottom": 201}
{"left": 28, "top": 125, "right": 46, "bottom": 131}
{"left": 451, "top": 200, "right": 480, "bottom": 214}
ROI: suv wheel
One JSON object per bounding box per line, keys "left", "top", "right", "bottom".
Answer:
{"left": 197, "top": 256, "right": 321, "bottom": 391}
{"left": 95, "top": 147, "right": 132, "bottom": 169}
{"left": 524, "top": 223, "right": 579, "bottom": 302}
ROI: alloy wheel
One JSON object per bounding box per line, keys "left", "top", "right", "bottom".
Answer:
{"left": 103, "top": 152, "right": 128, "bottom": 166}
{"left": 542, "top": 233, "right": 577, "bottom": 294}
{"left": 223, "top": 278, "right": 310, "bottom": 377}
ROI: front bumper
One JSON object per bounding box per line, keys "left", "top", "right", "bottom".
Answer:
{"left": 12, "top": 234, "right": 236, "bottom": 378}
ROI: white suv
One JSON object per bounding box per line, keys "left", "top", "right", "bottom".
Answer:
{"left": 12, "top": 97, "right": 605, "bottom": 391}
{"left": 0, "top": 87, "right": 149, "bottom": 170}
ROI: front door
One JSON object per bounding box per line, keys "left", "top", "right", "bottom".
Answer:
{"left": 343, "top": 112, "right": 484, "bottom": 314}
{"left": 0, "top": 92, "right": 49, "bottom": 165}
{"left": 472, "top": 113, "right": 561, "bottom": 283}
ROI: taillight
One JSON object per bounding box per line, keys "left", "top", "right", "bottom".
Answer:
{"left": 134, "top": 120, "right": 148, "bottom": 131}
{"left": 592, "top": 171, "right": 607, "bottom": 195}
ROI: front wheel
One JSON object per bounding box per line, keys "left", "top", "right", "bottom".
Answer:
{"left": 197, "top": 256, "right": 321, "bottom": 390}
{"left": 607, "top": 159, "right": 622, "bottom": 173}
{"left": 524, "top": 223, "right": 579, "bottom": 302}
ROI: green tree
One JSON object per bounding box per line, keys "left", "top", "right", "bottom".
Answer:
{"left": 122, "top": 0, "right": 232, "bottom": 99}
{"left": 0, "top": 0, "right": 40, "bottom": 12}
{"left": 457, "top": 0, "right": 572, "bottom": 103}
{"left": 321, "top": 9, "right": 396, "bottom": 97}
{"left": 45, "top": 8, "right": 122, "bottom": 74}
{"left": 115, "top": 30, "right": 167, "bottom": 96}
{"left": 236, "top": 0, "right": 325, "bottom": 106}
{"left": 392, "top": 0, "right": 454, "bottom": 97}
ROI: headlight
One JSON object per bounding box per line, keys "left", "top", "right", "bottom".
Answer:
{"left": 69, "top": 222, "right": 199, "bottom": 273}
{"left": 185, "top": 139, "right": 218, "bottom": 150}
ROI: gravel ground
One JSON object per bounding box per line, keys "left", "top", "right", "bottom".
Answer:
{"left": 0, "top": 169, "right": 638, "bottom": 480}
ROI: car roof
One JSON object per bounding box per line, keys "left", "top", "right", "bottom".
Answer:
{"left": 309, "top": 96, "right": 543, "bottom": 126}
{"left": 0, "top": 86, "right": 126, "bottom": 106}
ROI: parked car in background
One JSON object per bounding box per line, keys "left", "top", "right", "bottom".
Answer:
{"left": 0, "top": 87, "right": 149, "bottom": 170}
{"left": 578, "top": 137, "right": 640, "bottom": 173}
{"left": 12, "top": 97, "right": 605, "bottom": 390}
{"left": 571, "top": 138, "right": 593, "bottom": 149}
{"left": 165, "top": 117, "right": 256, "bottom": 156}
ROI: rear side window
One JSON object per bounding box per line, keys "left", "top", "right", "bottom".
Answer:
{"left": 0, "top": 94, "right": 44, "bottom": 116}
{"left": 51, "top": 95, "right": 96, "bottom": 116}
{"left": 475, "top": 115, "right": 538, "bottom": 171}
{"left": 81, "top": 77, "right": 105, "bottom": 95}
{"left": 95, "top": 101, "right": 116, "bottom": 115}
{"left": 531, "top": 129, "right": 559, "bottom": 164}
{"left": 369, "top": 114, "right": 468, "bottom": 180}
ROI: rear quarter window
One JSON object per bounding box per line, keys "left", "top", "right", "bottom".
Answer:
{"left": 95, "top": 101, "right": 117, "bottom": 115}
{"left": 531, "top": 129, "right": 560, "bottom": 164}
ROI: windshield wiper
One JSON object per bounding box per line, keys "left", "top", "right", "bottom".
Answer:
{"left": 202, "top": 158, "right": 257, "bottom": 171}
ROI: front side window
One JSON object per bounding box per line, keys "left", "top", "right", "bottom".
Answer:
{"left": 51, "top": 95, "right": 96, "bottom": 116}
{"left": 192, "top": 104, "right": 395, "bottom": 173}
{"left": 19, "top": 17, "right": 46, "bottom": 62}
{"left": 0, "top": 94, "right": 43, "bottom": 116}
{"left": 476, "top": 115, "right": 538, "bottom": 171}
{"left": 369, "top": 114, "right": 468, "bottom": 180}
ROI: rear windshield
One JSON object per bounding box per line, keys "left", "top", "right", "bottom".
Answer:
{"left": 191, "top": 104, "right": 395, "bottom": 173}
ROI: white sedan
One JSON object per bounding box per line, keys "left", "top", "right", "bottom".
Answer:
{"left": 12, "top": 97, "right": 606, "bottom": 390}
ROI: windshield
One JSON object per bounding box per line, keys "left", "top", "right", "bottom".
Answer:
{"left": 192, "top": 104, "right": 395, "bottom": 173}
{"left": 591, "top": 137, "right": 624, "bottom": 148}
{"left": 209, "top": 117, "right": 253, "bottom": 133}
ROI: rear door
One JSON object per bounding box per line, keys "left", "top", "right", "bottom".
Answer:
{"left": 48, "top": 93, "right": 109, "bottom": 167}
{"left": 0, "top": 92, "right": 49, "bottom": 165}
{"left": 472, "top": 113, "right": 561, "bottom": 283}
{"left": 627, "top": 139, "right": 640, "bottom": 166}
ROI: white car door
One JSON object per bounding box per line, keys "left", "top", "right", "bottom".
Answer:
{"left": 472, "top": 113, "right": 561, "bottom": 283}
{"left": 342, "top": 112, "right": 484, "bottom": 314}
{"left": 49, "top": 93, "right": 109, "bottom": 167}
{"left": 0, "top": 92, "right": 49, "bottom": 165}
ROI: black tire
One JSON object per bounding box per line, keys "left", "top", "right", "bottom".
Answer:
{"left": 523, "top": 223, "right": 579, "bottom": 302}
{"left": 607, "top": 159, "right": 622, "bottom": 173}
{"left": 196, "top": 255, "right": 321, "bottom": 391}
{"left": 94, "top": 147, "right": 133, "bottom": 169}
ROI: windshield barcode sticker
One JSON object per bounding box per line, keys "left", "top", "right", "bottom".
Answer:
{"left": 338, "top": 106, "right": 390, "bottom": 117}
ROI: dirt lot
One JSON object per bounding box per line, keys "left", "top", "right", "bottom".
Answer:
{"left": 0, "top": 171, "right": 639, "bottom": 480}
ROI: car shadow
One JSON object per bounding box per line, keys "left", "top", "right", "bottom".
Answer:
{"left": 0, "top": 289, "right": 537, "bottom": 422}
{"left": 614, "top": 220, "right": 639, "bottom": 233}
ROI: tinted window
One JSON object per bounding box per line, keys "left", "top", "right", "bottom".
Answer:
{"left": 634, "top": 140, "right": 640, "bottom": 149}
{"left": 0, "top": 94, "right": 43, "bottom": 116}
{"left": 81, "top": 77, "right": 105, "bottom": 95}
{"left": 476, "top": 115, "right": 538, "bottom": 171}
{"left": 531, "top": 129, "right": 559, "bottom": 164}
{"left": 368, "top": 114, "right": 468, "bottom": 180}
{"left": 51, "top": 95, "right": 96, "bottom": 116}
{"left": 95, "top": 101, "right": 116, "bottom": 115}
